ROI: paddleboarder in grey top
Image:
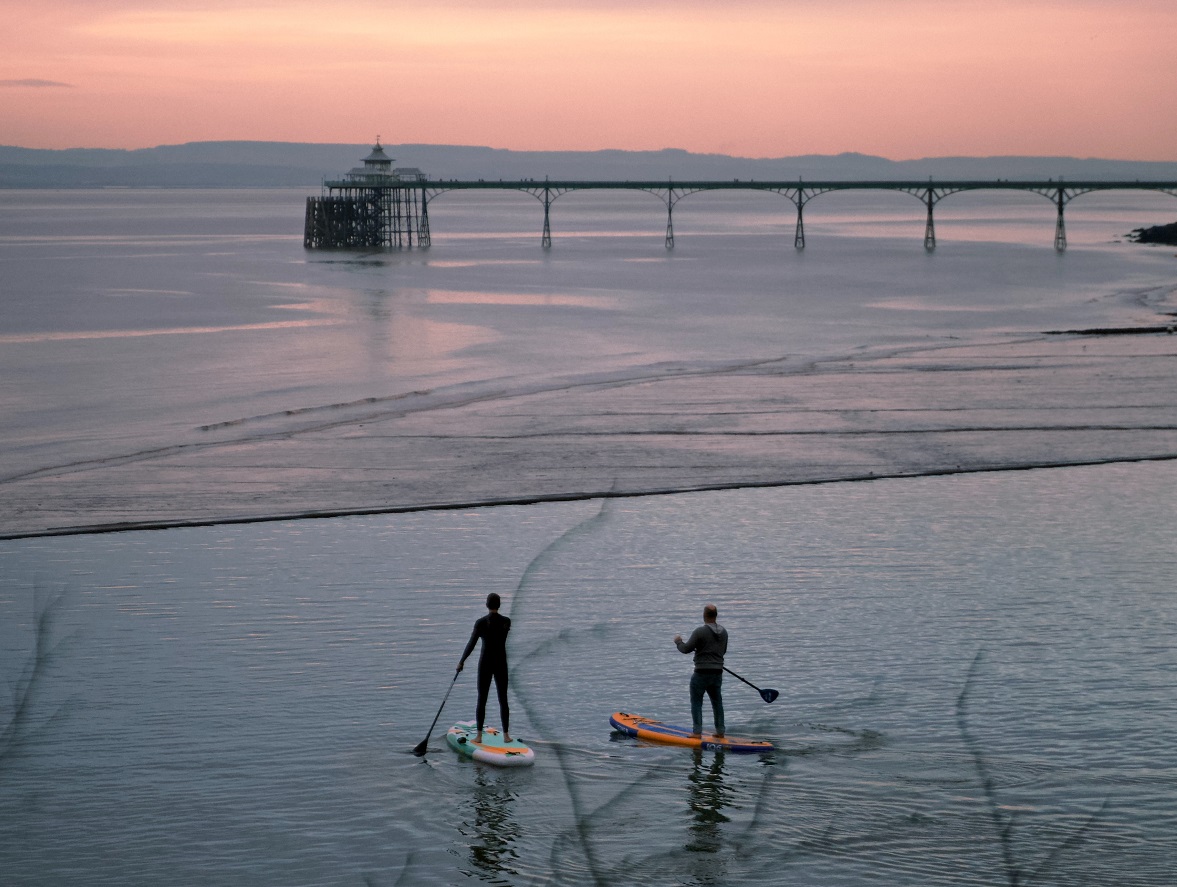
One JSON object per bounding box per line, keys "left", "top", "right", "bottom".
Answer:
{"left": 458, "top": 592, "right": 512, "bottom": 744}
{"left": 675, "top": 604, "right": 727, "bottom": 737}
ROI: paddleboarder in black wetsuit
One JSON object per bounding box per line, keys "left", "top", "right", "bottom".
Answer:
{"left": 457, "top": 592, "right": 511, "bottom": 744}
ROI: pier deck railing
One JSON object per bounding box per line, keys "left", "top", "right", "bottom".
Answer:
{"left": 305, "top": 179, "right": 1177, "bottom": 252}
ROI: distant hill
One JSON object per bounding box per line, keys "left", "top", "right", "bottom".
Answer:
{"left": 2, "top": 141, "right": 1176, "bottom": 187}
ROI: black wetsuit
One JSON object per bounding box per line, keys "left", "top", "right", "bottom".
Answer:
{"left": 460, "top": 611, "right": 511, "bottom": 734}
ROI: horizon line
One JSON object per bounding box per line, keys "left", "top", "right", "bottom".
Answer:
{"left": 3, "top": 140, "right": 1177, "bottom": 166}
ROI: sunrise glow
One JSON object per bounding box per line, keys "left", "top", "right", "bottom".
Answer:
{"left": 1, "top": 0, "right": 1175, "bottom": 158}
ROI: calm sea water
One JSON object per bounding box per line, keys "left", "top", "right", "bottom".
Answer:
{"left": 1, "top": 187, "right": 1176, "bottom": 885}
{"left": 2, "top": 187, "right": 1175, "bottom": 483}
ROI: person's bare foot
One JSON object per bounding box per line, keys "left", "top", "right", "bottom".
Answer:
{"left": 475, "top": 732, "right": 483, "bottom": 744}
{"left": 504, "top": 734, "right": 513, "bottom": 743}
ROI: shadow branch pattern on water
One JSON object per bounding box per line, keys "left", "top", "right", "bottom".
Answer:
{"left": 0, "top": 586, "right": 72, "bottom": 775}
{"left": 956, "top": 651, "right": 1110, "bottom": 887}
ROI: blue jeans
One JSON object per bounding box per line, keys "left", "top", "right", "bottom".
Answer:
{"left": 690, "top": 670, "right": 724, "bottom": 735}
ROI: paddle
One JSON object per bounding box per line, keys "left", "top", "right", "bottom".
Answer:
{"left": 412, "top": 670, "right": 460, "bottom": 756}
{"left": 723, "top": 667, "right": 779, "bottom": 703}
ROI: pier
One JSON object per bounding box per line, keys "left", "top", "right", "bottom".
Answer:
{"left": 305, "top": 144, "right": 1177, "bottom": 252}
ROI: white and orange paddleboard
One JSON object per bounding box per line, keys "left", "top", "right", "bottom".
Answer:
{"left": 446, "top": 721, "right": 535, "bottom": 767}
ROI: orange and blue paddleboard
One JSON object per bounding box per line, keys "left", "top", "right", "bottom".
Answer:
{"left": 610, "top": 711, "right": 774, "bottom": 753}
{"left": 446, "top": 721, "right": 535, "bottom": 767}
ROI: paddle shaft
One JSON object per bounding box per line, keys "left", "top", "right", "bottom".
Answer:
{"left": 413, "top": 670, "right": 459, "bottom": 756}
{"left": 723, "top": 666, "right": 762, "bottom": 691}
{"left": 723, "top": 667, "right": 779, "bottom": 703}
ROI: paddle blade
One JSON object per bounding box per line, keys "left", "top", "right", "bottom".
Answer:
{"left": 412, "top": 738, "right": 429, "bottom": 756}
{"left": 760, "top": 688, "right": 779, "bottom": 704}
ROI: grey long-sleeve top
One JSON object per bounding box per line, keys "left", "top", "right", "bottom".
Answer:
{"left": 676, "top": 622, "right": 727, "bottom": 671}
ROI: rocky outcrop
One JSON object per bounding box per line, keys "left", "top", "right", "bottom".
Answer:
{"left": 1129, "top": 221, "right": 1177, "bottom": 245}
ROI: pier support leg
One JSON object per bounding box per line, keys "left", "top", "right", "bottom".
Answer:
{"left": 303, "top": 197, "right": 316, "bottom": 248}
{"left": 418, "top": 193, "right": 431, "bottom": 248}
{"left": 923, "top": 190, "right": 937, "bottom": 251}
{"left": 395, "top": 190, "right": 404, "bottom": 248}
{"left": 665, "top": 202, "right": 675, "bottom": 250}
{"left": 1054, "top": 189, "right": 1067, "bottom": 252}
{"left": 794, "top": 202, "right": 806, "bottom": 249}
{"left": 541, "top": 186, "right": 552, "bottom": 249}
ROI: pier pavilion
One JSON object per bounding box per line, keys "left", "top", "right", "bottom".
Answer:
{"left": 305, "top": 143, "right": 1177, "bottom": 252}
{"left": 303, "top": 140, "right": 429, "bottom": 249}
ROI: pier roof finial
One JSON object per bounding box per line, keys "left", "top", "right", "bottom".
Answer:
{"left": 362, "top": 139, "right": 393, "bottom": 168}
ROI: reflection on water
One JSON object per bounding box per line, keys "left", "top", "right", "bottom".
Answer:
{"left": 462, "top": 768, "right": 521, "bottom": 885}
{"left": 0, "top": 318, "right": 338, "bottom": 344}
{"left": 683, "top": 748, "right": 735, "bottom": 887}
{"left": 685, "top": 749, "right": 731, "bottom": 856}
{"left": 426, "top": 289, "right": 619, "bottom": 309}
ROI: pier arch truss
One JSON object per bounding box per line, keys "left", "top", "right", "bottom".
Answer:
{"left": 312, "top": 180, "right": 1177, "bottom": 252}
{"left": 420, "top": 181, "right": 720, "bottom": 250}
{"left": 885, "top": 182, "right": 1177, "bottom": 252}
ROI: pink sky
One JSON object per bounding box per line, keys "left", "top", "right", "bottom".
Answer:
{"left": 1, "top": 0, "right": 1175, "bottom": 159}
